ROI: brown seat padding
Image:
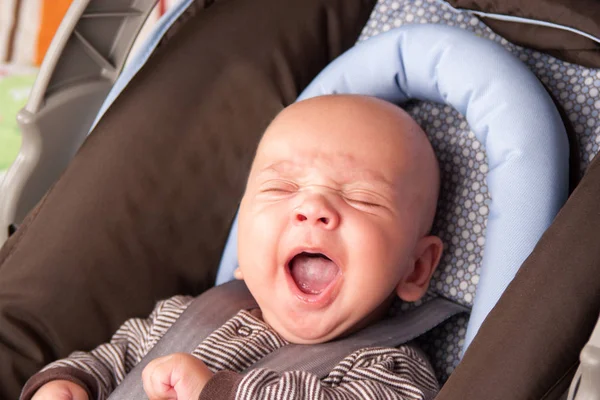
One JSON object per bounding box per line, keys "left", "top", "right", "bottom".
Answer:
{"left": 0, "top": 0, "right": 376, "bottom": 397}
{"left": 436, "top": 153, "right": 600, "bottom": 398}
{"left": 447, "top": 0, "right": 600, "bottom": 68}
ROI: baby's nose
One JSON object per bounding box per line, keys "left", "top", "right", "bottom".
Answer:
{"left": 293, "top": 196, "right": 340, "bottom": 230}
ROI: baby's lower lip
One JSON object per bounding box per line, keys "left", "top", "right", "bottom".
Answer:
{"left": 284, "top": 264, "right": 341, "bottom": 307}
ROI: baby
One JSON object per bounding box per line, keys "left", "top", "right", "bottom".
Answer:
{"left": 22, "top": 94, "right": 443, "bottom": 400}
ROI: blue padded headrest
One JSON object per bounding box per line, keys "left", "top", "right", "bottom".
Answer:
{"left": 217, "top": 24, "right": 568, "bottom": 351}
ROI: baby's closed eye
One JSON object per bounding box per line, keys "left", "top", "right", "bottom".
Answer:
{"left": 344, "top": 192, "right": 385, "bottom": 209}
{"left": 259, "top": 180, "right": 299, "bottom": 195}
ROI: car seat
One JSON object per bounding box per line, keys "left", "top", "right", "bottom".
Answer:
{"left": 0, "top": 0, "right": 598, "bottom": 399}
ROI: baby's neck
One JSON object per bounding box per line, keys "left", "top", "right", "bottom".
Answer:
{"left": 249, "top": 293, "right": 396, "bottom": 343}
{"left": 248, "top": 307, "right": 264, "bottom": 321}
{"left": 337, "top": 293, "right": 396, "bottom": 339}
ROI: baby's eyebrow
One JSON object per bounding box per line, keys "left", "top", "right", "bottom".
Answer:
{"left": 260, "top": 160, "right": 296, "bottom": 175}
{"left": 254, "top": 161, "right": 297, "bottom": 181}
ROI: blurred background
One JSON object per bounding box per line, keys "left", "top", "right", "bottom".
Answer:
{"left": 0, "top": 0, "right": 181, "bottom": 182}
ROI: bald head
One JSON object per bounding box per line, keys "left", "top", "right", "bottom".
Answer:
{"left": 254, "top": 94, "right": 440, "bottom": 235}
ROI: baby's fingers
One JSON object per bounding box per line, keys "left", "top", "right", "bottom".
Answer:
{"left": 142, "top": 353, "right": 210, "bottom": 400}
{"left": 31, "top": 380, "right": 89, "bottom": 400}
{"left": 142, "top": 356, "right": 178, "bottom": 399}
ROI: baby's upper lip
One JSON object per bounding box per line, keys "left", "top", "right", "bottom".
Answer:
{"left": 285, "top": 246, "right": 341, "bottom": 270}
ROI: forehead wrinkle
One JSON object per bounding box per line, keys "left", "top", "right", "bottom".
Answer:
{"left": 257, "top": 152, "right": 394, "bottom": 190}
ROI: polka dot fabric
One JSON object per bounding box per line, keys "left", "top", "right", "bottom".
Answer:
{"left": 366, "top": 0, "right": 600, "bottom": 382}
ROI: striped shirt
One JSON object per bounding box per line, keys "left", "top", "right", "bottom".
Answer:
{"left": 21, "top": 295, "right": 439, "bottom": 400}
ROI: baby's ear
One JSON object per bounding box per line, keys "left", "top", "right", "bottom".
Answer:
{"left": 233, "top": 267, "right": 244, "bottom": 280}
{"left": 396, "top": 235, "right": 443, "bottom": 302}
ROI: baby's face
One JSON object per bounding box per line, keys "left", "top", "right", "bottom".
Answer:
{"left": 237, "top": 95, "right": 442, "bottom": 344}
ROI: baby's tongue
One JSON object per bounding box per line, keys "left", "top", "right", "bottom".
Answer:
{"left": 290, "top": 253, "right": 339, "bottom": 295}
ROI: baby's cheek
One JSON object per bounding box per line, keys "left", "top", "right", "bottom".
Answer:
{"left": 352, "top": 224, "right": 407, "bottom": 283}
{"left": 240, "top": 208, "right": 268, "bottom": 245}
{"left": 241, "top": 210, "right": 283, "bottom": 271}
{"left": 350, "top": 222, "right": 395, "bottom": 261}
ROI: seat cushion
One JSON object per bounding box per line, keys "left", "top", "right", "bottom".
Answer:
{"left": 216, "top": 22, "right": 569, "bottom": 380}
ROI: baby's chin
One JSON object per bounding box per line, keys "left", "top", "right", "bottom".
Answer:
{"left": 263, "top": 297, "right": 396, "bottom": 344}
{"left": 276, "top": 326, "right": 344, "bottom": 345}
{"left": 263, "top": 311, "right": 349, "bottom": 344}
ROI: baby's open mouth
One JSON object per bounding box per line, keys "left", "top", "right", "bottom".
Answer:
{"left": 288, "top": 252, "right": 340, "bottom": 295}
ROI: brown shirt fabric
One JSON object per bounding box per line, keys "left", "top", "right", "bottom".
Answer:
{"left": 20, "top": 295, "right": 439, "bottom": 400}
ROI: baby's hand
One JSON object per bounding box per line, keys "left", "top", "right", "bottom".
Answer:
{"left": 142, "top": 353, "right": 214, "bottom": 400}
{"left": 31, "top": 380, "right": 89, "bottom": 400}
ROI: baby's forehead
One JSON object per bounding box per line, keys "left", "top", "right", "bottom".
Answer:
{"left": 258, "top": 123, "right": 418, "bottom": 168}
{"left": 258, "top": 155, "right": 395, "bottom": 186}
{"left": 254, "top": 96, "right": 434, "bottom": 178}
